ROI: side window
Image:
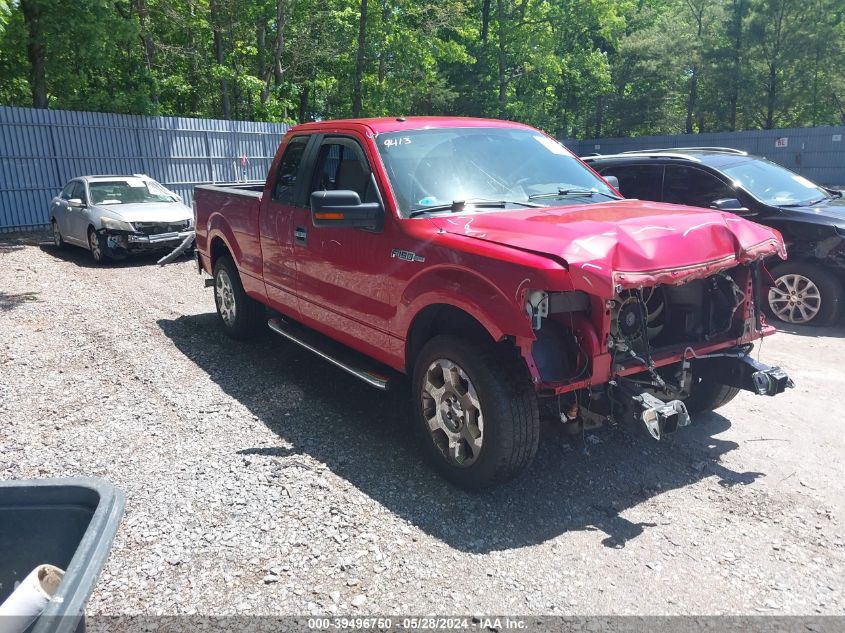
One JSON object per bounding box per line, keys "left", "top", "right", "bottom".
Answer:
{"left": 71, "top": 181, "right": 88, "bottom": 204}
{"left": 310, "top": 139, "right": 375, "bottom": 203}
{"left": 60, "top": 182, "right": 75, "bottom": 200}
{"left": 663, "top": 165, "right": 734, "bottom": 208}
{"left": 272, "top": 136, "right": 310, "bottom": 203}
{"left": 599, "top": 165, "right": 663, "bottom": 201}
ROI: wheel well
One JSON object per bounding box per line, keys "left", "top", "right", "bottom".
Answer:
{"left": 405, "top": 304, "right": 496, "bottom": 373}
{"left": 210, "top": 236, "right": 231, "bottom": 269}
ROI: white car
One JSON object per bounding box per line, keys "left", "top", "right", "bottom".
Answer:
{"left": 50, "top": 175, "right": 194, "bottom": 263}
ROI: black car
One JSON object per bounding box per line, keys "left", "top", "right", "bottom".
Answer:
{"left": 584, "top": 148, "right": 845, "bottom": 326}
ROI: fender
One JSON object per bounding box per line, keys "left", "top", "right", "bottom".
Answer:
{"left": 206, "top": 212, "right": 242, "bottom": 268}
{"left": 205, "top": 214, "right": 268, "bottom": 303}
{"left": 397, "top": 265, "right": 537, "bottom": 346}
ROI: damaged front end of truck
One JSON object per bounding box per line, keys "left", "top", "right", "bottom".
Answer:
{"left": 434, "top": 202, "right": 795, "bottom": 441}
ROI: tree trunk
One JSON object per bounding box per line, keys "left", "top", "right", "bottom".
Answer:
{"left": 496, "top": 0, "right": 507, "bottom": 116}
{"left": 133, "top": 0, "right": 157, "bottom": 105}
{"left": 352, "top": 0, "right": 368, "bottom": 117}
{"left": 299, "top": 84, "right": 310, "bottom": 122}
{"left": 684, "top": 3, "right": 704, "bottom": 135}
{"left": 257, "top": 19, "right": 268, "bottom": 101}
{"left": 728, "top": 0, "right": 744, "bottom": 131}
{"left": 685, "top": 68, "right": 698, "bottom": 134}
{"left": 595, "top": 93, "right": 603, "bottom": 138}
{"left": 20, "top": 0, "right": 48, "bottom": 109}
{"left": 377, "top": 1, "right": 389, "bottom": 86}
{"left": 765, "top": 62, "right": 777, "bottom": 129}
{"left": 271, "top": 0, "right": 285, "bottom": 88}
{"left": 210, "top": 0, "right": 231, "bottom": 119}
{"left": 481, "top": 0, "right": 491, "bottom": 42}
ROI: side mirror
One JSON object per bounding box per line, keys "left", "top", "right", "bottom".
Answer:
{"left": 603, "top": 175, "right": 620, "bottom": 190}
{"left": 67, "top": 198, "right": 84, "bottom": 207}
{"left": 710, "top": 198, "right": 752, "bottom": 214}
{"left": 311, "top": 190, "right": 383, "bottom": 230}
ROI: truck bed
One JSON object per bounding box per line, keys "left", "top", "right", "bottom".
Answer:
{"left": 194, "top": 182, "right": 265, "bottom": 286}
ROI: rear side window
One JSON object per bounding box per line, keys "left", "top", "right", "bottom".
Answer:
{"left": 663, "top": 165, "right": 734, "bottom": 208}
{"left": 272, "top": 136, "right": 309, "bottom": 203}
{"left": 599, "top": 165, "right": 663, "bottom": 201}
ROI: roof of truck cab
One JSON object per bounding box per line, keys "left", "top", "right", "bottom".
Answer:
{"left": 288, "top": 116, "right": 535, "bottom": 135}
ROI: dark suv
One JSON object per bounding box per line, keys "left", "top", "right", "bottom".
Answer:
{"left": 584, "top": 148, "right": 845, "bottom": 326}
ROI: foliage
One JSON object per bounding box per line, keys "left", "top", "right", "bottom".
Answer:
{"left": 0, "top": 0, "right": 842, "bottom": 136}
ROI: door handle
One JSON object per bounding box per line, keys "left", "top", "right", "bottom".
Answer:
{"left": 294, "top": 226, "right": 307, "bottom": 244}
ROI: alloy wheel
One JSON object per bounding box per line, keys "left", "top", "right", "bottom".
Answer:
{"left": 88, "top": 229, "right": 102, "bottom": 262}
{"left": 52, "top": 222, "right": 62, "bottom": 247}
{"left": 421, "top": 358, "right": 484, "bottom": 467}
{"left": 215, "top": 268, "right": 237, "bottom": 326}
{"left": 768, "top": 273, "right": 822, "bottom": 324}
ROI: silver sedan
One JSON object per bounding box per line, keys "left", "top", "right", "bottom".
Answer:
{"left": 50, "top": 175, "right": 194, "bottom": 263}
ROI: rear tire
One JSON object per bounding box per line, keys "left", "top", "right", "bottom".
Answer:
{"left": 766, "top": 262, "right": 842, "bottom": 326}
{"left": 411, "top": 335, "right": 539, "bottom": 490}
{"left": 212, "top": 255, "right": 264, "bottom": 339}
{"left": 683, "top": 375, "right": 740, "bottom": 415}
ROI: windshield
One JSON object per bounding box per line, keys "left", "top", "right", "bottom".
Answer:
{"left": 89, "top": 178, "right": 178, "bottom": 205}
{"left": 375, "top": 127, "right": 616, "bottom": 217}
{"left": 722, "top": 159, "right": 830, "bottom": 206}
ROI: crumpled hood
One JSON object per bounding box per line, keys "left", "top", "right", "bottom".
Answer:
{"left": 430, "top": 200, "right": 785, "bottom": 294}
{"left": 94, "top": 202, "right": 193, "bottom": 223}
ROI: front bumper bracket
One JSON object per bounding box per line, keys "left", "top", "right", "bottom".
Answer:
{"left": 697, "top": 354, "right": 794, "bottom": 396}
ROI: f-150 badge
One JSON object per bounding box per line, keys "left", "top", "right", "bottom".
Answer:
{"left": 391, "top": 248, "right": 425, "bottom": 263}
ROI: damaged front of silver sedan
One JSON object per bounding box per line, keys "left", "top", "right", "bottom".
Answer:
{"left": 50, "top": 175, "right": 194, "bottom": 263}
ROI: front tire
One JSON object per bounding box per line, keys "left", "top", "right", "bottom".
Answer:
{"left": 51, "top": 220, "right": 65, "bottom": 248}
{"left": 766, "top": 262, "right": 842, "bottom": 326}
{"left": 683, "top": 374, "right": 740, "bottom": 415}
{"left": 412, "top": 335, "right": 539, "bottom": 490}
{"left": 88, "top": 227, "right": 106, "bottom": 263}
{"left": 212, "top": 255, "right": 264, "bottom": 339}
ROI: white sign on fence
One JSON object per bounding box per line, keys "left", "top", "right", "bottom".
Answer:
{"left": 834, "top": 134, "right": 842, "bottom": 142}
{"left": 775, "top": 137, "right": 788, "bottom": 148}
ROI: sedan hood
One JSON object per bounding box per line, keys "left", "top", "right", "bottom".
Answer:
{"left": 430, "top": 200, "right": 785, "bottom": 294}
{"left": 94, "top": 202, "right": 193, "bottom": 223}
{"left": 776, "top": 195, "right": 845, "bottom": 226}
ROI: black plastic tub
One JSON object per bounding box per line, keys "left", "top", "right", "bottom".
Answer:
{"left": 0, "top": 478, "right": 125, "bottom": 633}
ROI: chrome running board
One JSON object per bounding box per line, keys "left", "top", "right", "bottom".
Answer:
{"left": 267, "top": 317, "right": 391, "bottom": 390}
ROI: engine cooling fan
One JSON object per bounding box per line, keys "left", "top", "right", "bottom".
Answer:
{"left": 611, "top": 289, "right": 666, "bottom": 343}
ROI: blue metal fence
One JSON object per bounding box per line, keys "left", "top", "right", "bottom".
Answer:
{"left": 3, "top": 105, "right": 843, "bottom": 232}
{"left": 0, "top": 106, "right": 289, "bottom": 232}
{"left": 563, "top": 125, "right": 845, "bottom": 187}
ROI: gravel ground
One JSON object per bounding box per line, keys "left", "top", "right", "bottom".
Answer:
{"left": 1, "top": 233, "right": 844, "bottom": 617}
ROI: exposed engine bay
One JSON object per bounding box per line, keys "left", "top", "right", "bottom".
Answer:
{"left": 609, "top": 272, "right": 746, "bottom": 353}
{"left": 527, "top": 263, "right": 793, "bottom": 441}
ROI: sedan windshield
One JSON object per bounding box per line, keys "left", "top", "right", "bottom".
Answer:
{"left": 375, "top": 127, "right": 617, "bottom": 217}
{"left": 722, "top": 159, "right": 830, "bottom": 207}
{"left": 89, "top": 178, "right": 177, "bottom": 205}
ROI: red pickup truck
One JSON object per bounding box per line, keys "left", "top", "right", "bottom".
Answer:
{"left": 194, "top": 116, "right": 792, "bottom": 489}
